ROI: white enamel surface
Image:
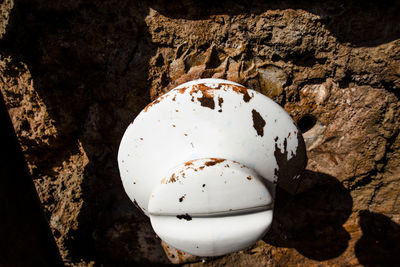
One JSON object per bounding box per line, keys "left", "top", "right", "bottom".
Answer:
{"left": 147, "top": 158, "right": 273, "bottom": 256}
{"left": 148, "top": 159, "right": 272, "bottom": 216}
{"left": 118, "top": 79, "right": 299, "bottom": 215}
{"left": 150, "top": 210, "right": 273, "bottom": 257}
{"left": 118, "top": 78, "right": 302, "bottom": 256}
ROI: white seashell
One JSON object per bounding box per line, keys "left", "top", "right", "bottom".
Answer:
{"left": 118, "top": 78, "right": 306, "bottom": 256}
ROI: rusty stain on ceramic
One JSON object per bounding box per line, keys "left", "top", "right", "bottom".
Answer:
{"left": 118, "top": 78, "right": 306, "bottom": 257}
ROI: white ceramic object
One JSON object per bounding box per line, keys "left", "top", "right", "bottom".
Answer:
{"left": 118, "top": 78, "right": 306, "bottom": 257}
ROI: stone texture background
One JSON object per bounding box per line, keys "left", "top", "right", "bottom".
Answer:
{"left": 1, "top": 0, "right": 399, "bottom": 266}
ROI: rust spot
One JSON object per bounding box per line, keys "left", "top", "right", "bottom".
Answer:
{"left": 143, "top": 98, "right": 161, "bottom": 112}
{"left": 161, "top": 178, "right": 167, "bottom": 184}
{"left": 177, "top": 213, "right": 192, "bottom": 221}
{"left": 199, "top": 166, "right": 205, "bottom": 170}
{"left": 169, "top": 173, "right": 177, "bottom": 183}
{"left": 140, "top": 138, "right": 144, "bottom": 140}
{"left": 252, "top": 109, "right": 266, "bottom": 136}
{"left": 184, "top": 161, "right": 193, "bottom": 166}
{"left": 176, "top": 109, "right": 179, "bottom": 112}
{"left": 197, "top": 96, "right": 215, "bottom": 109}
{"left": 182, "top": 173, "right": 186, "bottom": 178}
{"left": 172, "top": 95, "right": 176, "bottom": 101}
{"left": 243, "top": 92, "right": 251, "bottom": 102}
{"left": 229, "top": 84, "right": 252, "bottom": 102}
{"left": 179, "top": 194, "right": 186, "bottom": 202}
{"left": 202, "top": 184, "right": 206, "bottom": 187}
{"left": 186, "top": 84, "right": 218, "bottom": 110}
{"left": 218, "top": 96, "right": 223, "bottom": 112}
{"left": 133, "top": 181, "right": 136, "bottom": 184}
{"left": 177, "top": 88, "right": 186, "bottom": 94}
{"left": 172, "top": 124, "right": 176, "bottom": 127}
{"left": 189, "top": 84, "right": 216, "bottom": 110}
{"left": 190, "top": 142, "right": 194, "bottom": 148}
{"left": 205, "top": 158, "right": 225, "bottom": 166}
{"left": 218, "top": 97, "right": 223, "bottom": 108}
{"left": 274, "top": 131, "right": 307, "bottom": 194}
{"left": 274, "top": 136, "right": 279, "bottom": 142}
{"left": 247, "top": 176, "right": 252, "bottom": 180}
{"left": 184, "top": 133, "right": 188, "bottom": 136}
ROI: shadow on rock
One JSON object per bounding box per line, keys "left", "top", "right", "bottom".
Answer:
{"left": 355, "top": 210, "right": 400, "bottom": 266}
{"left": 151, "top": 0, "right": 400, "bottom": 47}
{"left": 0, "top": 0, "right": 170, "bottom": 265}
{"left": 264, "top": 170, "right": 353, "bottom": 261}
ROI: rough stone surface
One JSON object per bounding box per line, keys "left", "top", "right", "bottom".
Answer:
{"left": 1, "top": 0, "right": 399, "bottom": 266}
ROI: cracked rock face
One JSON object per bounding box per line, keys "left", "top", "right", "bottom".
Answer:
{"left": 1, "top": 0, "right": 399, "bottom": 266}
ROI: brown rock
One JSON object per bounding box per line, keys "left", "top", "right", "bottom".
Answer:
{"left": 1, "top": 0, "right": 399, "bottom": 266}
{"left": 161, "top": 241, "right": 201, "bottom": 264}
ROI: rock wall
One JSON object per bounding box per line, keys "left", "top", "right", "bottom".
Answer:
{"left": 1, "top": 0, "right": 399, "bottom": 266}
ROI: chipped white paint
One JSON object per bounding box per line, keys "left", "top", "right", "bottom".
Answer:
{"left": 118, "top": 78, "right": 304, "bottom": 256}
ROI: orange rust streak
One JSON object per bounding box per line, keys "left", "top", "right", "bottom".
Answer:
{"left": 204, "top": 158, "right": 225, "bottom": 166}
{"left": 168, "top": 173, "right": 177, "bottom": 183}
{"left": 143, "top": 98, "right": 160, "bottom": 112}
{"left": 177, "top": 88, "right": 186, "bottom": 94}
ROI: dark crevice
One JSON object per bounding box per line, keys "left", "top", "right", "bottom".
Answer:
{"left": 284, "top": 51, "right": 327, "bottom": 68}
{"left": 297, "top": 114, "right": 317, "bottom": 133}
